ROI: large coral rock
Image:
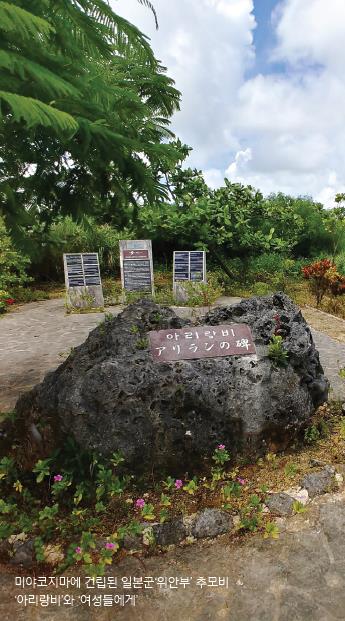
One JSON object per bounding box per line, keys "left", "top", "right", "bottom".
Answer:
{"left": 15, "top": 294, "right": 328, "bottom": 473}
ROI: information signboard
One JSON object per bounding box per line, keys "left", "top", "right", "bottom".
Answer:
{"left": 149, "top": 323, "right": 256, "bottom": 363}
{"left": 63, "top": 253, "right": 104, "bottom": 309}
{"left": 119, "top": 240, "right": 154, "bottom": 295}
{"left": 173, "top": 250, "right": 206, "bottom": 301}
{"left": 173, "top": 251, "right": 206, "bottom": 283}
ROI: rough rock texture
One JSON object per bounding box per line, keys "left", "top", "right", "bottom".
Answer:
{"left": 266, "top": 492, "right": 295, "bottom": 516}
{"left": 14, "top": 294, "right": 328, "bottom": 474}
{"left": 152, "top": 518, "right": 186, "bottom": 546}
{"left": 189, "top": 509, "right": 233, "bottom": 539}
{"left": 301, "top": 467, "right": 335, "bottom": 498}
{"left": 123, "top": 510, "right": 233, "bottom": 550}
{"left": 9, "top": 540, "right": 34, "bottom": 567}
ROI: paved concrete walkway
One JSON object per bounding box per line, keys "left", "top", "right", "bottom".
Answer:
{"left": 1, "top": 297, "right": 345, "bottom": 412}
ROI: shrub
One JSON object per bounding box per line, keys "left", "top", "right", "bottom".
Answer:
{"left": 335, "top": 252, "right": 345, "bottom": 276}
{"left": 0, "top": 290, "right": 12, "bottom": 314}
{"left": 102, "top": 280, "right": 123, "bottom": 305}
{"left": 34, "top": 217, "right": 131, "bottom": 279}
{"left": 248, "top": 253, "right": 288, "bottom": 281}
{"left": 302, "top": 258, "right": 345, "bottom": 305}
{"left": 182, "top": 273, "right": 224, "bottom": 307}
{"left": 0, "top": 217, "right": 30, "bottom": 295}
{"left": 251, "top": 282, "right": 272, "bottom": 296}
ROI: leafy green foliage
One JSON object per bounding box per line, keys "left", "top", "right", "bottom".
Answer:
{"left": 268, "top": 335, "right": 289, "bottom": 367}
{"left": 304, "top": 425, "right": 321, "bottom": 445}
{"left": 32, "top": 458, "right": 52, "bottom": 483}
{"left": 222, "top": 481, "right": 242, "bottom": 499}
{"left": 182, "top": 274, "right": 224, "bottom": 307}
{"left": 292, "top": 501, "right": 307, "bottom": 514}
{"left": 239, "top": 495, "right": 263, "bottom": 532}
{"left": 135, "top": 337, "right": 148, "bottom": 350}
{"left": 0, "top": 0, "right": 183, "bottom": 246}
{"left": 183, "top": 478, "right": 199, "bottom": 495}
{"left": 284, "top": 463, "right": 298, "bottom": 478}
{"left": 140, "top": 503, "right": 156, "bottom": 521}
{"left": 0, "top": 216, "right": 30, "bottom": 293}
{"left": 264, "top": 521, "right": 280, "bottom": 540}
{"left": 212, "top": 446, "right": 231, "bottom": 466}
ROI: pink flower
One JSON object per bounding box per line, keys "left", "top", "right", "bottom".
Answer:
{"left": 237, "top": 478, "right": 246, "bottom": 486}
{"left": 175, "top": 479, "right": 183, "bottom": 489}
{"left": 135, "top": 498, "right": 145, "bottom": 509}
{"left": 75, "top": 547, "right": 82, "bottom": 554}
{"left": 53, "top": 474, "right": 63, "bottom": 482}
{"left": 105, "top": 542, "right": 115, "bottom": 550}
{"left": 218, "top": 444, "right": 225, "bottom": 450}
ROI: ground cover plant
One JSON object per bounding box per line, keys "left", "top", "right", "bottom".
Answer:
{"left": 0, "top": 402, "right": 343, "bottom": 576}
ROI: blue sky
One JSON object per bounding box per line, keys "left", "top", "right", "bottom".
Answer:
{"left": 251, "top": 0, "right": 283, "bottom": 75}
{"left": 114, "top": 0, "right": 345, "bottom": 207}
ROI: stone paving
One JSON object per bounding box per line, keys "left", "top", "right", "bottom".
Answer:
{"left": 1, "top": 489, "right": 345, "bottom": 620}
{"left": 1, "top": 296, "right": 345, "bottom": 412}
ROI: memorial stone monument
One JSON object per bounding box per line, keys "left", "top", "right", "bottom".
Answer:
{"left": 173, "top": 250, "right": 206, "bottom": 302}
{"left": 63, "top": 252, "right": 104, "bottom": 309}
{"left": 14, "top": 294, "right": 329, "bottom": 474}
{"left": 119, "top": 240, "right": 154, "bottom": 296}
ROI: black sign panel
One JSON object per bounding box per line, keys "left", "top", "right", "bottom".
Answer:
{"left": 65, "top": 254, "right": 84, "bottom": 287}
{"left": 65, "top": 253, "right": 101, "bottom": 288}
{"left": 174, "top": 251, "right": 205, "bottom": 282}
{"left": 82, "top": 254, "right": 101, "bottom": 286}
{"left": 174, "top": 251, "right": 189, "bottom": 281}
{"left": 123, "top": 259, "right": 152, "bottom": 291}
{"left": 190, "top": 251, "right": 204, "bottom": 282}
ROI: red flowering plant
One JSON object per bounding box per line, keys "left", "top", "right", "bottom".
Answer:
{"left": 0, "top": 290, "right": 13, "bottom": 314}
{"left": 302, "top": 259, "right": 345, "bottom": 305}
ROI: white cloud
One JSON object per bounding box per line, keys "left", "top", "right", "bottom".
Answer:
{"left": 113, "top": 0, "right": 345, "bottom": 206}
{"left": 113, "top": 0, "right": 255, "bottom": 166}
{"left": 204, "top": 168, "right": 225, "bottom": 188}
{"left": 273, "top": 0, "right": 345, "bottom": 72}
{"left": 224, "top": 0, "right": 345, "bottom": 206}
{"left": 226, "top": 148, "right": 252, "bottom": 176}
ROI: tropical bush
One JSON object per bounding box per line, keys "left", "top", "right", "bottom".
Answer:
{"left": 0, "top": 290, "right": 13, "bottom": 314}
{"left": 251, "top": 282, "right": 272, "bottom": 296}
{"left": 302, "top": 259, "right": 345, "bottom": 306}
{"left": 47, "top": 217, "right": 127, "bottom": 278}
{"left": 182, "top": 273, "right": 224, "bottom": 307}
{"left": 0, "top": 216, "right": 30, "bottom": 296}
